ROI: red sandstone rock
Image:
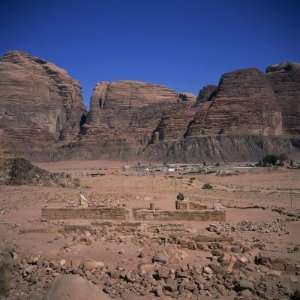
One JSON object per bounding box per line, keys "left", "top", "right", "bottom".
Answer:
{"left": 0, "top": 51, "right": 85, "bottom": 158}
{"left": 266, "top": 61, "right": 300, "bottom": 135}
{"left": 186, "top": 68, "right": 283, "bottom": 137}
{"left": 149, "top": 102, "right": 197, "bottom": 143}
{"left": 196, "top": 84, "right": 218, "bottom": 105}
{"left": 77, "top": 80, "right": 196, "bottom": 158}
{"left": 0, "top": 50, "right": 299, "bottom": 162}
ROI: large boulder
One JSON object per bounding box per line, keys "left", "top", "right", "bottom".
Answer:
{"left": 0, "top": 51, "right": 85, "bottom": 159}
{"left": 44, "top": 275, "right": 110, "bottom": 300}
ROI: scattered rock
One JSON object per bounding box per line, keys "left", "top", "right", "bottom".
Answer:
{"left": 236, "top": 279, "right": 254, "bottom": 292}
{"left": 152, "top": 253, "right": 168, "bottom": 264}
{"left": 82, "top": 260, "right": 105, "bottom": 271}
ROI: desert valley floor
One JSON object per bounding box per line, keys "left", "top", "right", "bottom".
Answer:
{"left": 0, "top": 160, "right": 300, "bottom": 300}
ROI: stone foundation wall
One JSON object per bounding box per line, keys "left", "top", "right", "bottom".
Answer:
{"left": 42, "top": 207, "right": 225, "bottom": 222}
{"left": 188, "top": 202, "right": 207, "bottom": 210}
{"left": 133, "top": 209, "right": 225, "bottom": 221}
{"left": 176, "top": 200, "right": 207, "bottom": 210}
{"left": 41, "top": 207, "right": 129, "bottom": 220}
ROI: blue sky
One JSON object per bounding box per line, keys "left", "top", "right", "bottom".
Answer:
{"left": 1, "top": 0, "right": 299, "bottom": 106}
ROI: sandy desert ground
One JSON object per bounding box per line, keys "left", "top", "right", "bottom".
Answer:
{"left": 0, "top": 160, "right": 299, "bottom": 300}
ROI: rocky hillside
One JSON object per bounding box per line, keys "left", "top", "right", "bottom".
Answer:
{"left": 0, "top": 154, "right": 79, "bottom": 187}
{"left": 0, "top": 51, "right": 85, "bottom": 159}
{"left": 0, "top": 50, "right": 299, "bottom": 161}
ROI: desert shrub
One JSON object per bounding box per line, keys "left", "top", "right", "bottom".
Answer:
{"left": 258, "top": 153, "right": 287, "bottom": 167}
{"left": 202, "top": 183, "right": 213, "bottom": 190}
{"left": 262, "top": 154, "right": 278, "bottom": 166}
{"left": 260, "top": 154, "right": 287, "bottom": 167}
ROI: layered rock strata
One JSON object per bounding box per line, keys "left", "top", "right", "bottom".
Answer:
{"left": 0, "top": 51, "right": 85, "bottom": 158}
{"left": 196, "top": 84, "right": 218, "bottom": 105}
{"left": 266, "top": 62, "right": 300, "bottom": 135}
{"left": 76, "top": 80, "right": 196, "bottom": 158}
{"left": 186, "top": 68, "right": 282, "bottom": 137}
{"left": 0, "top": 50, "right": 299, "bottom": 162}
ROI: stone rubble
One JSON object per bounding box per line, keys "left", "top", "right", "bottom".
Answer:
{"left": 207, "top": 219, "right": 287, "bottom": 234}
{"left": 1, "top": 217, "right": 299, "bottom": 300}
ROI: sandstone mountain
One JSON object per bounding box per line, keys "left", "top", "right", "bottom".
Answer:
{"left": 71, "top": 80, "right": 196, "bottom": 159}
{"left": 0, "top": 50, "right": 299, "bottom": 162}
{"left": 0, "top": 51, "right": 85, "bottom": 159}
{"left": 186, "top": 68, "right": 283, "bottom": 137}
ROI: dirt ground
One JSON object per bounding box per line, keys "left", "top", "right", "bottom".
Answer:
{"left": 0, "top": 160, "right": 299, "bottom": 300}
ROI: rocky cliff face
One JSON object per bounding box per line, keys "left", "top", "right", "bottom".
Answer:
{"left": 74, "top": 80, "right": 196, "bottom": 158}
{"left": 149, "top": 102, "right": 197, "bottom": 144}
{"left": 0, "top": 51, "right": 85, "bottom": 158}
{"left": 186, "top": 68, "right": 283, "bottom": 137}
{"left": 196, "top": 85, "right": 218, "bottom": 105}
{"left": 266, "top": 62, "right": 300, "bottom": 135}
{"left": 0, "top": 50, "right": 299, "bottom": 162}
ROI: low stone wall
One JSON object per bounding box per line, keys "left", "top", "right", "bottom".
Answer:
{"left": 133, "top": 209, "right": 225, "bottom": 221}
{"left": 42, "top": 207, "right": 225, "bottom": 222}
{"left": 176, "top": 200, "right": 208, "bottom": 210}
{"left": 175, "top": 201, "right": 188, "bottom": 210}
{"left": 41, "top": 207, "right": 129, "bottom": 220}
{"left": 188, "top": 202, "right": 207, "bottom": 210}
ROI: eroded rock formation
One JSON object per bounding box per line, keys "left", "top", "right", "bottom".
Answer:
{"left": 145, "top": 135, "right": 300, "bottom": 162}
{"left": 0, "top": 50, "right": 299, "bottom": 162}
{"left": 186, "top": 68, "right": 282, "bottom": 137}
{"left": 266, "top": 62, "right": 300, "bottom": 135}
{"left": 0, "top": 51, "right": 85, "bottom": 158}
{"left": 196, "top": 84, "right": 218, "bottom": 105}
{"left": 75, "top": 80, "right": 196, "bottom": 158}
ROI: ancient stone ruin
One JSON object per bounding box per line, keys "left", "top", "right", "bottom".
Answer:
{"left": 42, "top": 194, "right": 225, "bottom": 222}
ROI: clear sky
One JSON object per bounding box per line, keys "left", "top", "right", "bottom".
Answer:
{"left": 1, "top": 0, "right": 299, "bottom": 106}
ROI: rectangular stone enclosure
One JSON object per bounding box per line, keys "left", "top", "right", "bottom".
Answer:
{"left": 41, "top": 207, "right": 130, "bottom": 220}
{"left": 42, "top": 207, "right": 225, "bottom": 222}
